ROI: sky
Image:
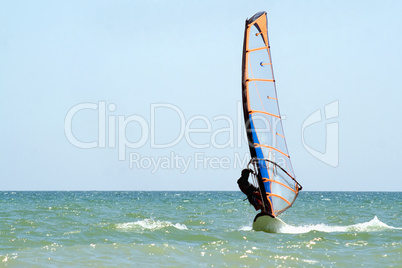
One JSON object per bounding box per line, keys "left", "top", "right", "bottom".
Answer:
{"left": 1, "top": 0, "right": 401, "bottom": 191}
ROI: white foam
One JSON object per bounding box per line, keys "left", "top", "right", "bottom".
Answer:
{"left": 346, "top": 216, "right": 401, "bottom": 232}
{"left": 116, "top": 219, "right": 188, "bottom": 231}
{"left": 279, "top": 216, "right": 401, "bottom": 234}
{"left": 239, "top": 226, "right": 253, "bottom": 231}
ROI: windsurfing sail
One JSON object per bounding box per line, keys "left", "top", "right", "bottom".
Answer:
{"left": 241, "top": 11, "right": 302, "bottom": 217}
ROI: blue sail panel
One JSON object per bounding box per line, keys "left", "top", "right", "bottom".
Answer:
{"left": 249, "top": 114, "right": 272, "bottom": 200}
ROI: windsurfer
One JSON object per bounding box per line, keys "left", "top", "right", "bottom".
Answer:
{"left": 237, "top": 168, "right": 264, "bottom": 211}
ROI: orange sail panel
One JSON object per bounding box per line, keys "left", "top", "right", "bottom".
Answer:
{"left": 241, "top": 11, "right": 301, "bottom": 217}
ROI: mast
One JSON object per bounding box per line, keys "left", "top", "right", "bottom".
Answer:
{"left": 241, "top": 15, "right": 271, "bottom": 215}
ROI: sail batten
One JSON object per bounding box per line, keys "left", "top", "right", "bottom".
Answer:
{"left": 249, "top": 110, "right": 280, "bottom": 118}
{"left": 245, "top": 78, "right": 275, "bottom": 82}
{"left": 242, "top": 11, "right": 301, "bottom": 217}
{"left": 253, "top": 144, "right": 290, "bottom": 158}
{"left": 247, "top": 46, "right": 269, "bottom": 53}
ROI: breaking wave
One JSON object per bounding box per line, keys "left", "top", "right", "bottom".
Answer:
{"left": 280, "top": 216, "right": 401, "bottom": 234}
{"left": 116, "top": 219, "right": 188, "bottom": 231}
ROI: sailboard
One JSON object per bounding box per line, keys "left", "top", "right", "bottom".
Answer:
{"left": 241, "top": 11, "right": 302, "bottom": 232}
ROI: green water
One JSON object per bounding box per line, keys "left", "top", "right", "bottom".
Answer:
{"left": 0, "top": 192, "right": 400, "bottom": 267}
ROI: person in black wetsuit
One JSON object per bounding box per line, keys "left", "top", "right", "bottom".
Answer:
{"left": 237, "top": 168, "right": 264, "bottom": 211}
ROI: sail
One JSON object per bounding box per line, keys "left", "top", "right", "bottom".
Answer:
{"left": 241, "top": 11, "right": 302, "bottom": 217}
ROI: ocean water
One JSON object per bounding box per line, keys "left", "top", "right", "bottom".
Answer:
{"left": 0, "top": 191, "right": 400, "bottom": 267}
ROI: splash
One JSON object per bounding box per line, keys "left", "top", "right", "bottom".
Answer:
{"left": 279, "top": 216, "right": 401, "bottom": 234}
{"left": 239, "top": 226, "right": 253, "bottom": 231}
{"left": 116, "top": 219, "right": 188, "bottom": 231}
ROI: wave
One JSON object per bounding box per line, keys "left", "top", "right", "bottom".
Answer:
{"left": 115, "top": 219, "right": 188, "bottom": 231}
{"left": 279, "top": 216, "right": 401, "bottom": 234}
{"left": 239, "top": 226, "right": 253, "bottom": 231}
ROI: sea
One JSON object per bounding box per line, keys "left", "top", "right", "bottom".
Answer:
{"left": 0, "top": 191, "right": 400, "bottom": 267}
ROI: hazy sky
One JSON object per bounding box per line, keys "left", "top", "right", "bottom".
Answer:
{"left": 1, "top": 0, "right": 401, "bottom": 191}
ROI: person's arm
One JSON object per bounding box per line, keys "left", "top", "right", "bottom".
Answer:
{"left": 237, "top": 169, "right": 258, "bottom": 194}
{"left": 238, "top": 169, "right": 251, "bottom": 181}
